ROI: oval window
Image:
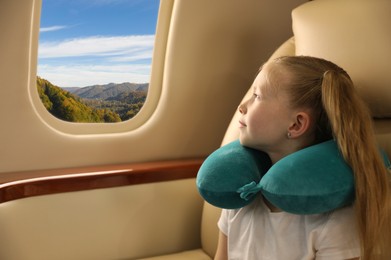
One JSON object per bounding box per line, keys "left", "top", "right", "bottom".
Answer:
{"left": 37, "top": 0, "right": 160, "bottom": 123}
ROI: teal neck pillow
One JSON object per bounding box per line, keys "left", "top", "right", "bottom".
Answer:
{"left": 196, "top": 139, "right": 391, "bottom": 214}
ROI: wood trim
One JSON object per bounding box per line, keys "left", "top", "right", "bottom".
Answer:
{"left": 0, "top": 158, "right": 204, "bottom": 204}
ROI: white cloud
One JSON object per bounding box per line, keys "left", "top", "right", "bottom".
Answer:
{"left": 108, "top": 49, "right": 153, "bottom": 62}
{"left": 37, "top": 35, "right": 155, "bottom": 87}
{"left": 38, "top": 64, "right": 151, "bottom": 88}
{"left": 40, "top": 25, "right": 68, "bottom": 33}
{"left": 39, "top": 35, "right": 154, "bottom": 59}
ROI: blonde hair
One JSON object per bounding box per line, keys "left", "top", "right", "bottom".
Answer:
{"left": 272, "top": 56, "right": 391, "bottom": 260}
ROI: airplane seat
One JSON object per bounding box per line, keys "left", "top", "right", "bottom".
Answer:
{"left": 137, "top": 37, "right": 297, "bottom": 260}
{"left": 142, "top": 0, "right": 391, "bottom": 259}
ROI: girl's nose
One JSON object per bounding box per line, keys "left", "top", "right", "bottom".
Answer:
{"left": 238, "top": 103, "right": 246, "bottom": 114}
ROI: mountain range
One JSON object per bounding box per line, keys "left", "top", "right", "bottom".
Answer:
{"left": 64, "top": 82, "right": 149, "bottom": 100}
{"left": 37, "top": 77, "right": 148, "bottom": 123}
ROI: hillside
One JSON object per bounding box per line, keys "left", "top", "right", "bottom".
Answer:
{"left": 72, "top": 82, "right": 148, "bottom": 121}
{"left": 37, "top": 77, "right": 148, "bottom": 122}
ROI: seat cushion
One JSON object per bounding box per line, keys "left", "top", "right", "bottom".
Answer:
{"left": 292, "top": 0, "right": 391, "bottom": 118}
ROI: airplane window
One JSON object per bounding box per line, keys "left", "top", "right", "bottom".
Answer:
{"left": 37, "top": 0, "right": 160, "bottom": 123}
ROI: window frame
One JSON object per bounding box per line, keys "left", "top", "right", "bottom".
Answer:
{"left": 29, "top": 0, "right": 171, "bottom": 135}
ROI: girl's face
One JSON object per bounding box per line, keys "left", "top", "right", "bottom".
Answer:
{"left": 238, "top": 63, "right": 297, "bottom": 157}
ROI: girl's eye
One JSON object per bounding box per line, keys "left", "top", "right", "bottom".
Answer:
{"left": 253, "top": 93, "right": 260, "bottom": 99}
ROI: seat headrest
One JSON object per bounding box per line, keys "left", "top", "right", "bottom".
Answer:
{"left": 292, "top": 0, "right": 391, "bottom": 118}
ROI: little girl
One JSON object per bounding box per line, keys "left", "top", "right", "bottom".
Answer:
{"left": 214, "top": 56, "right": 391, "bottom": 260}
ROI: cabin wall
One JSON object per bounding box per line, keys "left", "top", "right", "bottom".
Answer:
{"left": 0, "top": 179, "right": 205, "bottom": 259}
{"left": 0, "top": 0, "right": 306, "bottom": 173}
{"left": 0, "top": 0, "right": 307, "bottom": 258}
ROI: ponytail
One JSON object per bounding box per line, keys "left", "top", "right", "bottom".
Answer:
{"left": 274, "top": 56, "right": 391, "bottom": 260}
{"left": 321, "top": 70, "right": 391, "bottom": 260}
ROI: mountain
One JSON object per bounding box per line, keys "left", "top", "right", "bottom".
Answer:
{"left": 62, "top": 87, "right": 80, "bottom": 93}
{"left": 71, "top": 82, "right": 149, "bottom": 100}
{"left": 70, "top": 82, "right": 148, "bottom": 121}
{"left": 36, "top": 77, "right": 148, "bottom": 122}
{"left": 37, "top": 77, "right": 122, "bottom": 123}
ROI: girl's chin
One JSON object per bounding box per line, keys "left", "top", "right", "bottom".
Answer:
{"left": 238, "top": 136, "right": 245, "bottom": 144}
{"left": 238, "top": 137, "right": 253, "bottom": 148}
{"left": 239, "top": 137, "right": 263, "bottom": 151}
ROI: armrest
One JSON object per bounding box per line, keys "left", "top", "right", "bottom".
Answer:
{"left": 0, "top": 158, "right": 204, "bottom": 203}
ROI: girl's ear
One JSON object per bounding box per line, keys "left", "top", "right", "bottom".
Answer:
{"left": 288, "top": 112, "right": 311, "bottom": 138}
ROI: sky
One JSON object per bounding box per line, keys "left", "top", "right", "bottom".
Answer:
{"left": 38, "top": 0, "right": 160, "bottom": 88}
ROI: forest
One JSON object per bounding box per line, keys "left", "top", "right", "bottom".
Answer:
{"left": 36, "top": 77, "right": 147, "bottom": 123}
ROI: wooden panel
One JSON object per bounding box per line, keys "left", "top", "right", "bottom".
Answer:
{"left": 0, "top": 158, "right": 204, "bottom": 203}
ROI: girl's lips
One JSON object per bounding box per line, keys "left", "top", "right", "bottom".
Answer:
{"left": 239, "top": 120, "right": 246, "bottom": 128}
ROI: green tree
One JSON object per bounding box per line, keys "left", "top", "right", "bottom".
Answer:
{"left": 36, "top": 77, "right": 121, "bottom": 123}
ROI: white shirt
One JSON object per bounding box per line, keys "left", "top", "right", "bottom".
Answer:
{"left": 218, "top": 197, "right": 360, "bottom": 260}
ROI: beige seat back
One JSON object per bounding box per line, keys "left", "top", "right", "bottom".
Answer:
{"left": 201, "top": 0, "right": 391, "bottom": 257}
